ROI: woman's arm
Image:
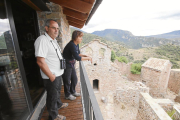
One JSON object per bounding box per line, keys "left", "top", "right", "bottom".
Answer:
{"left": 79, "top": 54, "right": 88, "bottom": 57}
{"left": 81, "top": 56, "right": 92, "bottom": 63}
{"left": 69, "top": 43, "right": 92, "bottom": 63}
{"left": 79, "top": 54, "right": 92, "bottom": 63}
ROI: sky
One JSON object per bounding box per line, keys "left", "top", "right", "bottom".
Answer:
{"left": 81, "top": 0, "right": 180, "bottom": 36}
{"left": 0, "top": 19, "right": 10, "bottom": 36}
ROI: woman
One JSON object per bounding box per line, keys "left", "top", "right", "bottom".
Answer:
{"left": 62, "top": 30, "right": 92, "bottom": 100}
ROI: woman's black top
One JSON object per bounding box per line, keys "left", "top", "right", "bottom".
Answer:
{"left": 63, "top": 40, "right": 81, "bottom": 68}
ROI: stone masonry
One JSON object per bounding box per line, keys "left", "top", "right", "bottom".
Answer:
{"left": 136, "top": 92, "right": 172, "bottom": 120}
{"left": 79, "top": 39, "right": 117, "bottom": 94}
{"left": 112, "top": 61, "right": 141, "bottom": 82}
{"left": 115, "top": 82, "right": 149, "bottom": 107}
{"left": 141, "top": 58, "right": 172, "bottom": 98}
{"left": 36, "top": 2, "right": 71, "bottom": 50}
{"left": 168, "top": 69, "right": 180, "bottom": 95}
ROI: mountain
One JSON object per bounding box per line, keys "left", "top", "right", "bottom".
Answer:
{"left": 92, "top": 29, "right": 133, "bottom": 42}
{"left": 70, "top": 27, "right": 128, "bottom": 56}
{"left": 92, "top": 29, "right": 180, "bottom": 49}
{"left": 70, "top": 27, "right": 180, "bottom": 68}
{"left": 148, "top": 30, "right": 180, "bottom": 39}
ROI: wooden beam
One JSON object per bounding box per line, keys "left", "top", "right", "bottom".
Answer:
{"left": 63, "top": 8, "right": 88, "bottom": 21}
{"left": 68, "top": 20, "right": 84, "bottom": 26}
{"left": 68, "top": 21, "right": 84, "bottom": 28}
{"left": 66, "top": 16, "right": 85, "bottom": 25}
{"left": 83, "top": 0, "right": 90, "bottom": 3}
{"left": 82, "top": 0, "right": 95, "bottom": 4}
{"left": 49, "top": 0, "right": 93, "bottom": 13}
{"left": 88, "top": 0, "right": 96, "bottom": 4}
{"left": 22, "top": 0, "right": 41, "bottom": 11}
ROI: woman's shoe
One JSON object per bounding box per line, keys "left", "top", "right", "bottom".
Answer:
{"left": 65, "top": 94, "right": 76, "bottom": 100}
{"left": 72, "top": 92, "right": 81, "bottom": 97}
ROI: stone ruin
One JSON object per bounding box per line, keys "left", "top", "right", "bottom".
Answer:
{"left": 76, "top": 39, "right": 180, "bottom": 120}
{"left": 141, "top": 58, "right": 172, "bottom": 98}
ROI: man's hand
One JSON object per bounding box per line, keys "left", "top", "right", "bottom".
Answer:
{"left": 49, "top": 74, "right": 56, "bottom": 82}
{"left": 37, "top": 57, "right": 56, "bottom": 82}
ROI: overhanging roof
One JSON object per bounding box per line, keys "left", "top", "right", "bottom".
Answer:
{"left": 22, "top": 0, "right": 102, "bottom": 28}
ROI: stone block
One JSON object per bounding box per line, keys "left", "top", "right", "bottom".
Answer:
{"left": 46, "top": 13, "right": 60, "bottom": 19}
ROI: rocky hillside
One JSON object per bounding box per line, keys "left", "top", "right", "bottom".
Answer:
{"left": 148, "top": 30, "right": 180, "bottom": 39}
{"left": 70, "top": 27, "right": 128, "bottom": 57}
{"left": 92, "top": 29, "right": 180, "bottom": 49}
{"left": 127, "top": 44, "right": 180, "bottom": 69}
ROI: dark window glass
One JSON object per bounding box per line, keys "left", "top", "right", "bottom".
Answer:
{"left": 0, "top": 0, "right": 30, "bottom": 119}
{"left": 10, "top": 0, "right": 44, "bottom": 107}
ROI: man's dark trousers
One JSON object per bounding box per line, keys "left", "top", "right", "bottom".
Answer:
{"left": 62, "top": 67, "right": 77, "bottom": 97}
{"left": 43, "top": 76, "right": 63, "bottom": 120}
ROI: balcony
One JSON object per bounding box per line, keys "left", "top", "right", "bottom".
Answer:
{"left": 40, "top": 61, "right": 103, "bottom": 120}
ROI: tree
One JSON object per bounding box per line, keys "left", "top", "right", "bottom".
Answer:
{"left": 116, "top": 56, "right": 128, "bottom": 63}
{"left": 111, "top": 50, "right": 116, "bottom": 62}
{"left": 131, "top": 63, "right": 142, "bottom": 74}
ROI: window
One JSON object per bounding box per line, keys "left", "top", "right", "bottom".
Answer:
{"left": 99, "top": 48, "right": 106, "bottom": 58}
{"left": 0, "top": 0, "right": 30, "bottom": 119}
{"left": 86, "top": 47, "right": 93, "bottom": 56}
{"left": 93, "top": 79, "right": 99, "bottom": 91}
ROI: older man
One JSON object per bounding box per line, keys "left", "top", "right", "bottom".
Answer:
{"left": 34, "top": 19, "right": 67, "bottom": 120}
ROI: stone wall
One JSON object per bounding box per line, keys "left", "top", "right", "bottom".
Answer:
{"left": 168, "top": 69, "right": 180, "bottom": 95}
{"left": 78, "top": 63, "right": 120, "bottom": 94}
{"left": 128, "top": 73, "right": 141, "bottom": 82}
{"left": 136, "top": 93, "right": 172, "bottom": 120}
{"left": 79, "top": 40, "right": 115, "bottom": 94}
{"left": 115, "top": 82, "right": 149, "bottom": 107}
{"left": 36, "top": 2, "right": 71, "bottom": 49}
{"left": 113, "top": 61, "right": 141, "bottom": 82}
{"left": 159, "top": 62, "right": 172, "bottom": 95}
{"left": 154, "top": 99, "right": 174, "bottom": 112}
{"left": 141, "top": 67, "right": 163, "bottom": 97}
{"left": 113, "top": 60, "right": 128, "bottom": 76}
{"left": 141, "top": 58, "right": 172, "bottom": 98}
{"left": 127, "top": 63, "right": 141, "bottom": 82}
{"left": 80, "top": 39, "right": 111, "bottom": 67}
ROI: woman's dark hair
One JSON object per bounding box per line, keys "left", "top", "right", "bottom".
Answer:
{"left": 71, "top": 30, "right": 83, "bottom": 41}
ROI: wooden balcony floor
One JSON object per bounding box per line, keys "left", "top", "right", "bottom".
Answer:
{"left": 40, "top": 82, "right": 84, "bottom": 120}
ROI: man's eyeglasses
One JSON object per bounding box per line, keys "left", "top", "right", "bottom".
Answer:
{"left": 48, "top": 26, "right": 60, "bottom": 30}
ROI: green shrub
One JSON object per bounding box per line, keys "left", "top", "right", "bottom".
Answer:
{"left": 111, "top": 50, "right": 116, "bottom": 62}
{"left": 134, "top": 60, "right": 145, "bottom": 64}
{"left": 167, "top": 109, "right": 176, "bottom": 120}
{"left": 131, "top": 63, "right": 142, "bottom": 74}
{"left": 170, "top": 60, "right": 180, "bottom": 69}
{"left": 155, "top": 44, "right": 180, "bottom": 69}
{"left": 116, "top": 56, "right": 128, "bottom": 63}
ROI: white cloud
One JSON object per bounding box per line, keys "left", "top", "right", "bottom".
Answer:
{"left": 0, "top": 19, "right": 10, "bottom": 36}
{"left": 82, "top": 0, "right": 180, "bottom": 36}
